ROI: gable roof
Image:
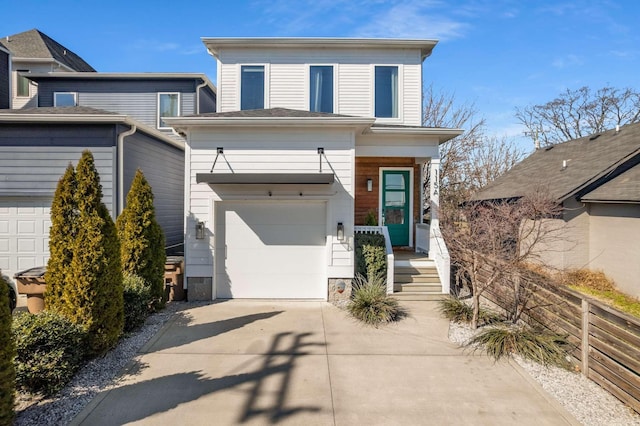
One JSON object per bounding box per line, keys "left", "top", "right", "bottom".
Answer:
{"left": 0, "top": 29, "right": 95, "bottom": 72}
{"left": 581, "top": 165, "right": 640, "bottom": 203}
{"left": 472, "top": 122, "right": 640, "bottom": 202}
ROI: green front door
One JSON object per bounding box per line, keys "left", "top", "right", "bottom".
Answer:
{"left": 382, "top": 170, "right": 410, "bottom": 246}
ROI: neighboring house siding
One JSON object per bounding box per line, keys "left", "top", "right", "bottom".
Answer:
{"left": 216, "top": 48, "right": 423, "bottom": 124}
{"left": 186, "top": 127, "right": 354, "bottom": 278}
{"left": 0, "top": 145, "right": 115, "bottom": 215}
{"left": 588, "top": 203, "right": 640, "bottom": 297}
{"left": 0, "top": 50, "right": 9, "bottom": 109}
{"left": 198, "top": 87, "right": 217, "bottom": 114}
{"left": 123, "top": 132, "right": 184, "bottom": 248}
{"left": 11, "top": 62, "right": 54, "bottom": 109}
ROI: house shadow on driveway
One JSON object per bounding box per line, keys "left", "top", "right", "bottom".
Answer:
{"left": 73, "top": 331, "right": 327, "bottom": 425}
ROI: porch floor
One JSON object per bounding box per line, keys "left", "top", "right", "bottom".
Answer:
{"left": 393, "top": 250, "right": 431, "bottom": 261}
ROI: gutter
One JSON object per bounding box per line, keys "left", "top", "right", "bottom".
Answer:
{"left": 117, "top": 125, "right": 137, "bottom": 214}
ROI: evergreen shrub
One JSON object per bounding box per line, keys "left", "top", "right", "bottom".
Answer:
{"left": 0, "top": 275, "right": 15, "bottom": 425}
{"left": 354, "top": 233, "right": 387, "bottom": 279}
{"left": 123, "top": 275, "right": 153, "bottom": 332}
{"left": 117, "top": 170, "right": 166, "bottom": 309}
{"left": 12, "top": 311, "right": 87, "bottom": 395}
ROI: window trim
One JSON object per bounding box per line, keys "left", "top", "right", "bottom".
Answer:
{"left": 157, "top": 92, "right": 181, "bottom": 129}
{"left": 372, "top": 64, "right": 403, "bottom": 122}
{"left": 53, "top": 92, "right": 78, "bottom": 107}
{"left": 307, "top": 64, "right": 337, "bottom": 114}
{"left": 238, "top": 64, "right": 268, "bottom": 111}
{"left": 16, "top": 70, "right": 30, "bottom": 98}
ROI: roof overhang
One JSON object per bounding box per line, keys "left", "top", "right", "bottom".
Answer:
{"left": 202, "top": 37, "right": 438, "bottom": 60}
{"left": 366, "top": 126, "right": 464, "bottom": 144}
{"left": 165, "top": 115, "right": 375, "bottom": 133}
{"left": 25, "top": 72, "right": 216, "bottom": 93}
{"left": 0, "top": 112, "right": 184, "bottom": 150}
{"left": 196, "top": 173, "right": 335, "bottom": 185}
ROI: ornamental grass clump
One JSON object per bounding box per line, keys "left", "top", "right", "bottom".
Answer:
{"left": 469, "top": 324, "right": 571, "bottom": 368}
{"left": 438, "top": 297, "right": 503, "bottom": 325}
{"left": 0, "top": 275, "right": 15, "bottom": 425}
{"left": 348, "top": 273, "right": 403, "bottom": 327}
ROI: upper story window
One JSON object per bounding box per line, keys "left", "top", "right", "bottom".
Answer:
{"left": 158, "top": 92, "right": 180, "bottom": 129}
{"left": 16, "top": 70, "right": 30, "bottom": 97}
{"left": 241, "top": 65, "right": 264, "bottom": 110}
{"left": 310, "top": 66, "right": 333, "bottom": 113}
{"left": 54, "top": 92, "right": 77, "bottom": 107}
{"left": 375, "top": 66, "right": 398, "bottom": 118}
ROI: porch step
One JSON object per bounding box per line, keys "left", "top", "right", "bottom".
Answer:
{"left": 392, "top": 261, "right": 444, "bottom": 301}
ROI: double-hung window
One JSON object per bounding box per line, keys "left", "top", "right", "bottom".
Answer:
{"left": 54, "top": 92, "right": 77, "bottom": 107}
{"left": 16, "top": 70, "right": 30, "bottom": 97}
{"left": 240, "top": 65, "right": 264, "bottom": 110}
{"left": 374, "top": 66, "right": 399, "bottom": 118}
{"left": 309, "top": 66, "right": 333, "bottom": 113}
{"left": 158, "top": 92, "right": 180, "bottom": 129}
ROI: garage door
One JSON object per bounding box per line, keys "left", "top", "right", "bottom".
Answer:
{"left": 215, "top": 201, "right": 327, "bottom": 299}
{"left": 0, "top": 198, "right": 51, "bottom": 284}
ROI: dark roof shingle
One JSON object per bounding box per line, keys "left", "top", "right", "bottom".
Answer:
{"left": 473, "top": 122, "right": 640, "bottom": 202}
{"left": 0, "top": 29, "right": 95, "bottom": 72}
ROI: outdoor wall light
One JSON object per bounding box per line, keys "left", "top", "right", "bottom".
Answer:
{"left": 195, "top": 221, "right": 205, "bottom": 240}
{"left": 367, "top": 178, "right": 373, "bottom": 192}
{"left": 337, "top": 222, "right": 345, "bottom": 241}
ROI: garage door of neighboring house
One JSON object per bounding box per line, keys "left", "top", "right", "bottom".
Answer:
{"left": 0, "top": 198, "right": 51, "bottom": 284}
{"left": 215, "top": 201, "right": 327, "bottom": 299}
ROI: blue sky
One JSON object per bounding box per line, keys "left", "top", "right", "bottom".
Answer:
{"left": 4, "top": 0, "right": 640, "bottom": 151}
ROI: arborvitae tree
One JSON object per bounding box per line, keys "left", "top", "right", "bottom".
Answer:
{"left": 117, "top": 170, "right": 166, "bottom": 307}
{"left": 66, "top": 151, "right": 123, "bottom": 355}
{"left": 0, "top": 275, "right": 15, "bottom": 426}
{"left": 45, "top": 164, "right": 77, "bottom": 314}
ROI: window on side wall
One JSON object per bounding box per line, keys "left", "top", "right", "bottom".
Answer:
{"left": 54, "top": 92, "right": 77, "bottom": 107}
{"left": 16, "top": 70, "right": 30, "bottom": 97}
{"left": 158, "top": 92, "right": 180, "bottom": 129}
{"left": 240, "top": 65, "right": 264, "bottom": 110}
{"left": 310, "top": 65, "right": 333, "bottom": 113}
{"left": 375, "top": 66, "right": 398, "bottom": 118}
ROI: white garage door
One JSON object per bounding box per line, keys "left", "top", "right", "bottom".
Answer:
{"left": 215, "top": 201, "right": 327, "bottom": 299}
{"left": 0, "top": 198, "right": 51, "bottom": 284}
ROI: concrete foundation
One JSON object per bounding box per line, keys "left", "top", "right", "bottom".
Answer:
{"left": 186, "top": 277, "right": 212, "bottom": 301}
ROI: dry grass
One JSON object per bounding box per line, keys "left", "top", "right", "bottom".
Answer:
{"left": 560, "top": 269, "right": 616, "bottom": 292}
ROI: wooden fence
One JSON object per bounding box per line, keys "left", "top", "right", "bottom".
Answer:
{"left": 473, "top": 267, "right": 640, "bottom": 414}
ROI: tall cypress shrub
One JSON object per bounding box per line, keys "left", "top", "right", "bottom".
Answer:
{"left": 66, "top": 151, "right": 123, "bottom": 355}
{"left": 45, "top": 164, "right": 77, "bottom": 314}
{"left": 117, "top": 170, "right": 166, "bottom": 307}
{"left": 0, "top": 275, "right": 15, "bottom": 426}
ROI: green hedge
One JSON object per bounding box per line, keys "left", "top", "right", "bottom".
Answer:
{"left": 0, "top": 275, "right": 15, "bottom": 425}
{"left": 123, "top": 275, "right": 153, "bottom": 333}
{"left": 12, "top": 311, "right": 87, "bottom": 395}
{"left": 355, "top": 233, "right": 387, "bottom": 280}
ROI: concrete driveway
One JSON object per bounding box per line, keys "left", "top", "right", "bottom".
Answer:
{"left": 71, "top": 301, "right": 578, "bottom": 425}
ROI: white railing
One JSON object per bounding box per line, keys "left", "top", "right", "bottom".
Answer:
{"left": 354, "top": 226, "right": 395, "bottom": 294}
{"left": 429, "top": 224, "right": 450, "bottom": 294}
{"left": 416, "top": 223, "right": 430, "bottom": 254}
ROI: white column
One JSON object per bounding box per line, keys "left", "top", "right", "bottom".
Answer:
{"left": 429, "top": 158, "right": 440, "bottom": 225}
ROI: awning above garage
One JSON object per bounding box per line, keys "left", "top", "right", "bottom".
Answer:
{"left": 196, "top": 173, "right": 335, "bottom": 185}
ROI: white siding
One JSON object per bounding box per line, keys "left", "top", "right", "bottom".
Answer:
{"left": 216, "top": 47, "right": 423, "bottom": 124}
{"left": 0, "top": 146, "right": 115, "bottom": 215}
{"left": 11, "top": 62, "right": 54, "bottom": 109}
{"left": 186, "top": 127, "right": 354, "bottom": 279}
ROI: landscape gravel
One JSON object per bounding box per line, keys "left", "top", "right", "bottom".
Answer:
{"left": 14, "top": 301, "right": 206, "bottom": 426}
{"left": 449, "top": 321, "right": 640, "bottom": 426}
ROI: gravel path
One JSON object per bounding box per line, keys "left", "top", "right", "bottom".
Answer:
{"left": 449, "top": 321, "right": 640, "bottom": 426}
{"left": 14, "top": 301, "right": 207, "bottom": 426}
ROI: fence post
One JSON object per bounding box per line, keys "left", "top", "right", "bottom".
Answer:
{"left": 581, "top": 298, "right": 589, "bottom": 377}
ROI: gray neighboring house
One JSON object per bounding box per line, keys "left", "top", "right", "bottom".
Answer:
{"left": 0, "top": 45, "right": 10, "bottom": 109}
{"left": 0, "top": 29, "right": 95, "bottom": 109}
{"left": 25, "top": 72, "right": 216, "bottom": 143}
{"left": 473, "top": 123, "right": 640, "bottom": 297}
{"left": 0, "top": 106, "right": 185, "bottom": 287}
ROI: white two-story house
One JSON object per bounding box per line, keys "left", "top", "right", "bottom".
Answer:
{"left": 166, "top": 38, "right": 462, "bottom": 301}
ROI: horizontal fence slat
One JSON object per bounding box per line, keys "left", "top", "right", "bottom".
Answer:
{"left": 590, "top": 315, "right": 640, "bottom": 355}
{"left": 588, "top": 346, "right": 640, "bottom": 394}
{"left": 589, "top": 368, "right": 640, "bottom": 415}
{"left": 590, "top": 303, "right": 640, "bottom": 338}
{"left": 589, "top": 333, "right": 640, "bottom": 376}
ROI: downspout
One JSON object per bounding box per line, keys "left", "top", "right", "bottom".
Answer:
{"left": 117, "top": 124, "right": 137, "bottom": 215}
{"left": 195, "top": 80, "right": 208, "bottom": 114}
